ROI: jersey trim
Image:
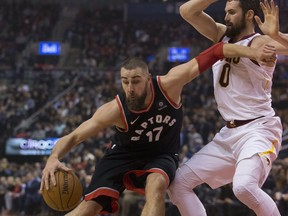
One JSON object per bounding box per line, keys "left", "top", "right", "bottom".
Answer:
{"left": 123, "top": 168, "right": 170, "bottom": 195}
{"left": 157, "top": 76, "right": 182, "bottom": 109}
{"left": 85, "top": 187, "right": 119, "bottom": 200}
{"left": 147, "top": 168, "right": 170, "bottom": 187}
{"left": 84, "top": 187, "right": 120, "bottom": 214}
{"left": 247, "top": 36, "right": 260, "bottom": 66}
{"left": 115, "top": 95, "right": 128, "bottom": 132}
{"left": 219, "top": 33, "right": 257, "bottom": 43}
{"left": 259, "top": 139, "right": 278, "bottom": 157}
{"left": 237, "top": 33, "right": 257, "bottom": 41}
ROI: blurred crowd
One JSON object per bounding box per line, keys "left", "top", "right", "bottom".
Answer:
{"left": 0, "top": 1, "right": 60, "bottom": 70}
{"left": 1, "top": 2, "right": 288, "bottom": 216}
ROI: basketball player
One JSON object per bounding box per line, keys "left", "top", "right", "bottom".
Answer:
{"left": 40, "top": 42, "right": 275, "bottom": 216}
{"left": 168, "top": 0, "right": 288, "bottom": 216}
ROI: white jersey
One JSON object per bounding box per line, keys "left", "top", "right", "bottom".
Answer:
{"left": 212, "top": 33, "right": 276, "bottom": 121}
{"left": 169, "top": 35, "right": 283, "bottom": 216}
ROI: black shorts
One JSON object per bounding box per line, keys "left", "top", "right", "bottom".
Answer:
{"left": 84, "top": 143, "right": 178, "bottom": 214}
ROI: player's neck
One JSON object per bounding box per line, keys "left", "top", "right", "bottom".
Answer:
{"left": 230, "top": 27, "right": 255, "bottom": 43}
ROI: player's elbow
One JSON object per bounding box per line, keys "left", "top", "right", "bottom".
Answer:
{"left": 179, "top": 3, "right": 200, "bottom": 21}
{"left": 179, "top": 4, "right": 190, "bottom": 20}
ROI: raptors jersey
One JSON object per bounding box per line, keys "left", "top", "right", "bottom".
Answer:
{"left": 212, "top": 33, "right": 276, "bottom": 121}
{"left": 113, "top": 76, "right": 183, "bottom": 154}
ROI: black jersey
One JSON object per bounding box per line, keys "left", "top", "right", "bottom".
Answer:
{"left": 113, "top": 76, "right": 183, "bottom": 154}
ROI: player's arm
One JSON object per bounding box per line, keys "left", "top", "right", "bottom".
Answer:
{"left": 49, "top": 100, "right": 120, "bottom": 159}
{"left": 179, "top": 0, "right": 226, "bottom": 43}
{"left": 160, "top": 42, "right": 276, "bottom": 104}
{"left": 40, "top": 99, "right": 122, "bottom": 191}
{"left": 254, "top": 0, "right": 288, "bottom": 55}
{"left": 270, "top": 33, "right": 288, "bottom": 54}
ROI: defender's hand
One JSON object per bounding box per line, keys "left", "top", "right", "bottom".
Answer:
{"left": 255, "top": 0, "right": 279, "bottom": 38}
{"left": 256, "top": 44, "right": 276, "bottom": 66}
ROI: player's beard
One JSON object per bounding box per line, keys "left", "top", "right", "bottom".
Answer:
{"left": 126, "top": 83, "right": 148, "bottom": 111}
{"left": 225, "top": 15, "right": 246, "bottom": 38}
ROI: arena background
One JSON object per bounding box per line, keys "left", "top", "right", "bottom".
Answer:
{"left": 0, "top": 0, "right": 288, "bottom": 215}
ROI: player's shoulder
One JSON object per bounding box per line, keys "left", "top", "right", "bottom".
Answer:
{"left": 249, "top": 35, "right": 271, "bottom": 48}
{"left": 96, "top": 98, "right": 120, "bottom": 117}
{"left": 103, "top": 98, "right": 119, "bottom": 108}
{"left": 92, "top": 98, "right": 123, "bottom": 127}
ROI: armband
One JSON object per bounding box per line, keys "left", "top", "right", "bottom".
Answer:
{"left": 195, "top": 42, "right": 225, "bottom": 74}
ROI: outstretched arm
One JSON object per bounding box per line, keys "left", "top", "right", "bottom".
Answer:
{"left": 255, "top": 0, "right": 288, "bottom": 54}
{"left": 195, "top": 42, "right": 276, "bottom": 73}
{"left": 159, "top": 42, "right": 276, "bottom": 104}
{"left": 196, "top": 43, "right": 276, "bottom": 73}
{"left": 179, "top": 0, "right": 226, "bottom": 43}
{"left": 40, "top": 100, "right": 122, "bottom": 191}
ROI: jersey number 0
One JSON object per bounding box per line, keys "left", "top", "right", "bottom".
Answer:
{"left": 219, "top": 58, "right": 240, "bottom": 87}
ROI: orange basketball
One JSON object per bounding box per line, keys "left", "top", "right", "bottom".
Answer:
{"left": 42, "top": 170, "right": 83, "bottom": 212}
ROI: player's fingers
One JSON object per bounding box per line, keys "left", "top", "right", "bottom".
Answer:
{"left": 260, "top": 2, "right": 267, "bottom": 15}
{"left": 261, "top": 58, "right": 276, "bottom": 66}
{"left": 263, "top": 44, "right": 276, "bottom": 53}
{"left": 263, "top": 52, "right": 276, "bottom": 60}
{"left": 59, "top": 162, "right": 72, "bottom": 172}
{"left": 264, "top": 44, "right": 276, "bottom": 49}
{"left": 262, "top": 61, "right": 275, "bottom": 67}
{"left": 267, "top": 55, "right": 276, "bottom": 62}
{"left": 276, "top": 5, "right": 279, "bottom": 20}
{"left": 270, "top": 0, "right": 276, "bottom": 14}
{"left": 43, "top": 172, "right": 51, "bottom": 190}
{"left": 49, "top": 170, "right": 57, "bottom": 187}
{"left": 263, "top": 50, "right": 276, "bottom": 57}
{"left": 264, "top": 0, "right": 271, "bottom": 13}
{"left": 40, "top": 178, "right": 44, "bottom": 192}
{"left": 254, "top": 16, "right": 262, "bottom": 26}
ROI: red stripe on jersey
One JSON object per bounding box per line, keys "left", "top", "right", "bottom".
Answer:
{"left": 123, "top": 168, "right": 170, "bottom": 195}
{"left": 84, "top": 187, "right": 120, "bottom": 214}
{"left": 248, "top": 37, "right": 260, "bottom": 66}
{"left": 147, "top": 168, "right": 170, "bottom": 187}
{"left": 84, "top": 187, "right": 119, "bottom": 214}
{"left": 115, "top": 95, "right": 128, "bottom": 132}
{"left": 157, "top": 76, "right": 182, "bottom": 109}
{"left": 85, "top": 187, "right": 119, "bottom": 200}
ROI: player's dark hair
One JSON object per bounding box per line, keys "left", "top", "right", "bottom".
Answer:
{"left": 238, "top": 0, "right": 260, "bottom": 18}
{"left": 121, "top": 57, "right": 148, "bottom": 72}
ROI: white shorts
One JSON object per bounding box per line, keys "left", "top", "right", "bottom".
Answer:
{"left": 184, "top": 116, "right": 282, "bottom": 189}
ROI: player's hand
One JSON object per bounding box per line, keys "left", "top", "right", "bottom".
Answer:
{"left": 255, "top": 44, "right": 276, "bottom": 66}
{"left": 255, "top": 0, "right": 279, "bottom": 39}
{"left": 40, "top": 155, "right": 72, "bottom": 192}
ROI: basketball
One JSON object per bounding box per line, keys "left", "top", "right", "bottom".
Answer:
{"left": 42, "top": 170, "right": 83, "bottom": 212}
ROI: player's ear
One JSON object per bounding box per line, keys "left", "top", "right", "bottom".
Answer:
{"left": 246, "top": 9, "right": 254, "bottom": 22}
